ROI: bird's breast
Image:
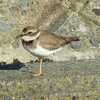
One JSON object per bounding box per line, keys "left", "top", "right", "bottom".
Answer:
{"left": 21, "top": 40, "right": 62, "bottom": 56}
{"left": 29, "top": 44, "right": 62, "bottom": 56}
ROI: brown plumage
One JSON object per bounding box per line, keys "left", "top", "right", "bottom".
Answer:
{"left": 18, "top": 26, "right": 80, "bottom": 76}
{"left": 21, "top": 26, "right": 79, "bottom": 50}
{"left": 36, "top": 31, "right": 79, "bottom": 50}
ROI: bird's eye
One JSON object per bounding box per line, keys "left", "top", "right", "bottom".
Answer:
{"left": 27, "top": 32, "right": 33, "bottom": 36}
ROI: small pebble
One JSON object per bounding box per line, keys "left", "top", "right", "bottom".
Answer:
{"left": 92, "top": 8, "right": 100, "bottom": 16}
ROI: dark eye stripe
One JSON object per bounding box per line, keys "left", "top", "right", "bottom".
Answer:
{"left": 26, "top": 31, "right": 38, "bottom": 36}
{"left": 24, "top": 32, "right": 33, "bottom": 36}
{"left": 27, "top": 32, "right": 33, "bottom": 35}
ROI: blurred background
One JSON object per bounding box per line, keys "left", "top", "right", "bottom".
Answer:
{"left": 0, "top": 0, "right": 100, "bottom": 63}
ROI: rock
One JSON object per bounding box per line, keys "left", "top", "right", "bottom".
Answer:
{"left": 0, "top": 0, "right": 100, "bottom": 63}
{"left": 70, "top": 41, "right": 82, "bottom": 49}
{"left": 4, "top": 96, "right": 12, "bottom": 100}
{"left": 0, "top": 20, "right": 12, "bottom": 32}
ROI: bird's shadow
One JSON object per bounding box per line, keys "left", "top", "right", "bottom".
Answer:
{"left": 0, "top": 59, "right": 25, "bottom": 70}
{"left": 0, "top": 58, "right": 53, "bottom": 70}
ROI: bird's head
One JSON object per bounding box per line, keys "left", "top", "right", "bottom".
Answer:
{"left": 17, "top": 26, "right": 40, "bottom": 41}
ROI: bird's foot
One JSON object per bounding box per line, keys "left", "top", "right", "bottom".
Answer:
{"left": 29, "top": 71, "right": 43, "bottom": 76}
{"left": 34, "top": 58, "right": 41, "bottom": 63}
{"left": 33, "top": 72, "right": 43, "bottom": 76}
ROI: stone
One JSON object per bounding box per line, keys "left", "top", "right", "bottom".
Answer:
{"left": 0, "top": 0, "right": 100, "bottom": 63}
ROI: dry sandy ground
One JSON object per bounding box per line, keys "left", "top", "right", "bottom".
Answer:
{"left": 0, "top": 59, "right": 100, "bottom": 100}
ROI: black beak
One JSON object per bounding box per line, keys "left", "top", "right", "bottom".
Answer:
{"left": 15, "top": 34, "right": 25, "bottom": 39}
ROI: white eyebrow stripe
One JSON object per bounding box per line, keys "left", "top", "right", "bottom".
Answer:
{"left": 27, "top": 29, "right": 38, "bottom": 33}
{"left": 22, "top": 31, "right": 41, "bottom": 41}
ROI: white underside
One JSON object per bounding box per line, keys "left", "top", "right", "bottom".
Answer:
{"left": 30, "top": 43, "right": 62, "bottom": 56}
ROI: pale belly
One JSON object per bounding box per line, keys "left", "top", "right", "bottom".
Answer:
{"left": 22, "top": 40, "right": 63, "bottom": 57}
{"left": 29, "top": 45, "right": 62, "bottom": 56}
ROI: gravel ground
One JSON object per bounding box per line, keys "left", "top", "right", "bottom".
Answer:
{"left": 0, "top": 59, "right": 100, "bottom": 100}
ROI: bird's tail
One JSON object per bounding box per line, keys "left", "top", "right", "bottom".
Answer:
{"left": 64, "top": 36, "right": 80, "bottom": 44}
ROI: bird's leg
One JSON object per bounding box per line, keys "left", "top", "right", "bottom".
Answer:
{"left": 33, "top": 58, "right": 43, "bottom": 76}
{"left": 34, "top": 57, "right": 40, "bottom": 63}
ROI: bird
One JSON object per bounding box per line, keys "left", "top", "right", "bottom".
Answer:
{"left": 17, "top": 26, "right": 80, "bottom": 76}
